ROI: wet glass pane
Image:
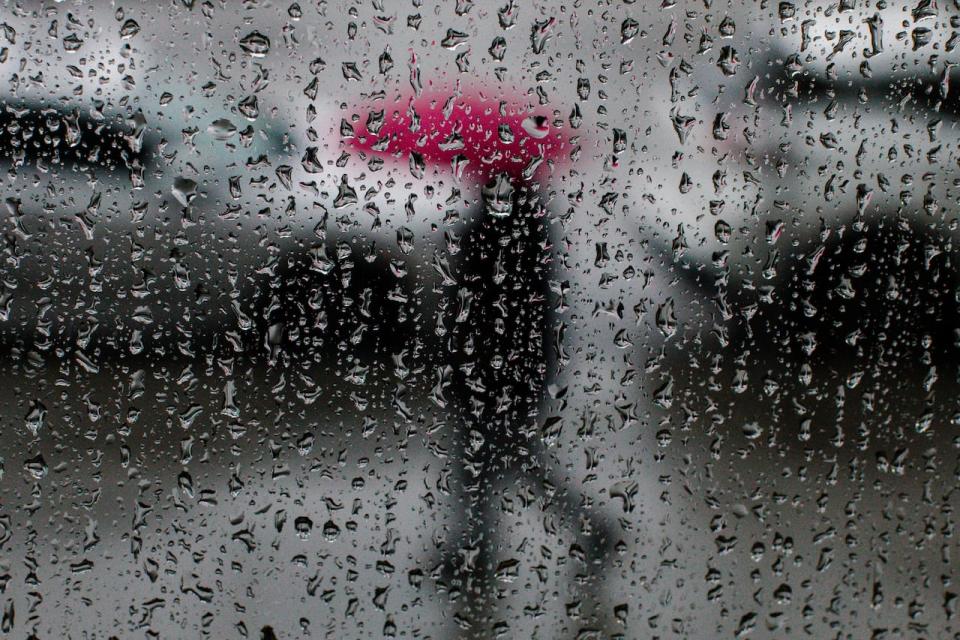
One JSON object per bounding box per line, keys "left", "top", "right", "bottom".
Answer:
{"left": 0, "top": 1, "right": 956, "bottom": 638}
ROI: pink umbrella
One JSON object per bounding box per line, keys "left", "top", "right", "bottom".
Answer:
{"left": 342, "top": 88, "right": 576, "bottom": 197}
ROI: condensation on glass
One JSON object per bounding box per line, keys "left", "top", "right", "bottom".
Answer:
{"left": 0, "top": 1, "right": 955, "bottom": 638}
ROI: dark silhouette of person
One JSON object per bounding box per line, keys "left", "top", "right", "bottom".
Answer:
{"left": 341, "top": 92, "right": 618, "bottom": 629}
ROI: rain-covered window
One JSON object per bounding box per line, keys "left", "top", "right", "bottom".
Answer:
{"left": 0, "top": 1, "right": 956, "bottom": 638}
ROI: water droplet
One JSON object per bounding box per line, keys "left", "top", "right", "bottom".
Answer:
{"left": 239, "top": 31, "right": 271, "bottom": 56}
{"left": 172, "top": 177, "right": 198, "bottom": 207}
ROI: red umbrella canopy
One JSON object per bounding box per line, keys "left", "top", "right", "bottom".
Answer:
{"left": 342, "top": 89, "right": 574, "bottom": 186}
